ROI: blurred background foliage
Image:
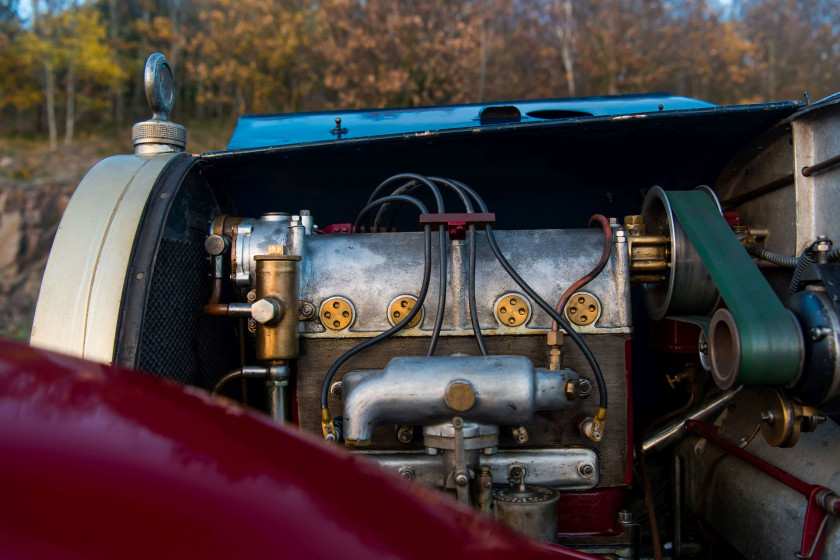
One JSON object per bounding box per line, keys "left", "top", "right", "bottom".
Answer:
{"left": 0, "top": 0, "right": 839, "bottom": 338}
{"left": 2, "top": 0, "right": 840, "bottom": 149}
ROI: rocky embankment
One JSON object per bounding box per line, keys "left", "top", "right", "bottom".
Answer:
{"left": 0, "top": 180, "right": 74, "bottom": 338}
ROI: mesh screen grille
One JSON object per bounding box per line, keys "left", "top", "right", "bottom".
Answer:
{"left": 138, "top": 238, "right": 238, "bottom": 389}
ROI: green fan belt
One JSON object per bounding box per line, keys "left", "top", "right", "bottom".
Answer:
{"left": 668, "top": 191, "right": 802, "bottom": 386}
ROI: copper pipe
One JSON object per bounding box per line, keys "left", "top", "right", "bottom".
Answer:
{"left": 802, "top": 154, "right": 840, "bottom": 177}
{"left": 203, "top": 277, "right": 228, "bottom": 315}
{"left": 203, "top": 277, "right": 251, "bottom": 317}
{"left": 721, "top": 173, "right": 794, "bottom": 208}
{"left": 204, "top": 303, "right": 231, "bottom": 315}
{"left": 552, "top": 214, "right": 613, "bottom": 331}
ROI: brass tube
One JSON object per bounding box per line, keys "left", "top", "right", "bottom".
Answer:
{"left": 254, "top": 253, "right": 301, "bottom": 361}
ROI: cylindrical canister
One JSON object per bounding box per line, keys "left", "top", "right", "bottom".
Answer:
{"left": 493, "top": 484, "right": 560, "bottom": 543}
{"left": 254, "top": 252, "right": 301, "bottom": 361}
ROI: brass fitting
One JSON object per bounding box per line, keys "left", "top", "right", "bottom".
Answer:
{"left": 511, "top": 425, "right": 529, "bottom": 444}
{"left": 579, "top": 407, "right": 607, "bottom": 442}
{"left": 623, "top": 215, "right": 646, "bottom": 236}
{"left": 547, "top": 331, "right": 564, "bottom": 371}
{"left": 321, "top": 408, "right": 337, "bottom": 443}
{"left": 254, "top": 247, "right": 301, "bottom": 361}
{"left": 625, "top": 215, "right": 670, "bottom": 283}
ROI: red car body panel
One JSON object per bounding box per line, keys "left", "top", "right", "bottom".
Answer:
{"left": 0, "top": 339, "right": 598, "bottom": 559}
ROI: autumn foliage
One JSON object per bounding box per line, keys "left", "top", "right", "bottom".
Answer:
{"left": 2, "top": 0, "right": 840, "bottom": 147}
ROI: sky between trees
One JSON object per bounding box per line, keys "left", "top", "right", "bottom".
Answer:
{"left": 2, "top": 0, "right": 839, "bottom": 149}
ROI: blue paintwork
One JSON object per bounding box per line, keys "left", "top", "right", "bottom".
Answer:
{"left": 226, "top": 93, "right": 717, "bottom": 150}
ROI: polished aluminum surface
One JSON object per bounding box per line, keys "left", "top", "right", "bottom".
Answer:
{"left": 641, "top": 387, "right": 742, "bottom": 454}
{"left": 232, "top": 213, "right": 307, "bottom": 291}
{"left": 232, "top": 222, "right": 631, "bottom": 336}
{"left": 361, "top": 447, "right": 599, "bottom": 490}
{"left": 793, "top": 99, "right": 840, "bottom": 253}
{"left": 341, "top": 356, "right": 580, "bottom": 444}
{"left": 423, "top": 422, "right": 500, "bottom": 451}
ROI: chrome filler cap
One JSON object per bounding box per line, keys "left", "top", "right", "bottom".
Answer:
{"left": 132, "top": 53, "right": 187, "bottom": 155}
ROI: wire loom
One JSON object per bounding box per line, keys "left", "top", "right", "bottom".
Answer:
{"left": 319, "top": 173, "right": 608, "bottom": 442}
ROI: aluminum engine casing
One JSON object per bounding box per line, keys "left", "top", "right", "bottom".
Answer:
{"left": 231, "top": 217, "right": 633, "bottom": 489}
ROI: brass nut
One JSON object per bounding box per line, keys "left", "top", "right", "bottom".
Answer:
{"left": 565, "top": 380, "right": 581, "bottom": 400}
{"left": 495, "top": 293, "right": 530, "bottom": 327}
{"left": 445, "top": 381, "right": 476, "bottom": 412}
{"left": 320, "top": 297, "right": 355, "bottom": 331}
{"left": 388, "top": 295, "right": 422, "bottom": 328}
{"left": 546, "top": 331, "right": 564, "bottom": 346}
{"left": 564, "top": 292, "right": 600, "bottom": 327}
{"left": 623, "top": 214, "right": 646, "bottom": 235}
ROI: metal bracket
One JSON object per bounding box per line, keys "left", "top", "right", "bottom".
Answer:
{"left": 449, "top": 416, "right": 472, "bottom": 505}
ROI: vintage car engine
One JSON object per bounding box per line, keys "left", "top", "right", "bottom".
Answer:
{"left": 200, "top": 182, "right": 632, "bottom": 548}
{"left": 29, "top": 55, "right": 840, "bottom": 558}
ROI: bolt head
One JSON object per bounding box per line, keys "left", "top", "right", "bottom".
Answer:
{"left": 398, "top": 466, "right": 415, "bottom": 480}
{"left": 761, "top": 410, "right": 775, "bottom": 425}
{"left": 454, "top": 473, "right": 469, "bottom": 486}
{"left": 252, "top": 298, "right": 281, "bottom": 324}
{"left": 204, "top": 234, "right": 228, "bottom": 256}
{"left": 578, "top": 463, "right": 596, "bottom": 478}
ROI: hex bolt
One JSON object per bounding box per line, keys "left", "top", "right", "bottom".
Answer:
{"left": 617, "top": 509, "right": 633, "bottom": 524}
{"left": 300, "top": 302, "right": 314, "bottom": 317}
{"left": 578, "top": 463, "right": 596, "bottom": 478}
{"left": 251, "top": 298, "right": 283, "bottom": 324}
{"left": 398, "top": 466, "right": 416, "bottom": 480}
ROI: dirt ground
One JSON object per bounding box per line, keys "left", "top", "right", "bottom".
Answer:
{"left": 0, "top": 123, "right": 234, "bottom": 340}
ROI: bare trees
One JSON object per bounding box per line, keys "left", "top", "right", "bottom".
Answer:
{"left": 2, "top": 0, "right": 840, "bottom": 144}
